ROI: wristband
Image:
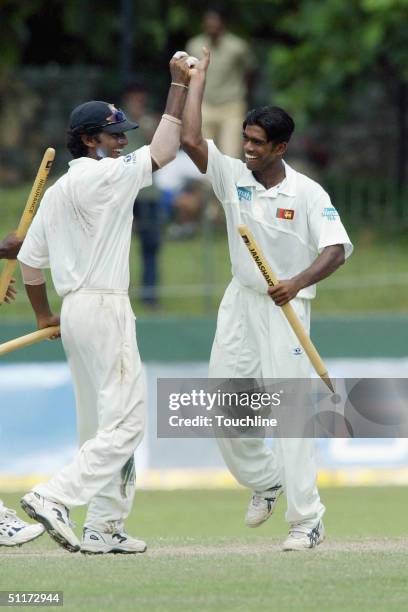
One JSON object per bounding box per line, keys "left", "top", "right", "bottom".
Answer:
{"left": 171, "top": 82, "right": 189, "bottom": 90}
{"left": 162, "top": 114, "right": 182, "bottom": 126}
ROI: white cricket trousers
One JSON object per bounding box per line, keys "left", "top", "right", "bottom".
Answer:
{"left": 210, "top": 279, "right": 325, "bottom": 529}
{"left": 34, "top": 290, "right": 145, "bottom": 532}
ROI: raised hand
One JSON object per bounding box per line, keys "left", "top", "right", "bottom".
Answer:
{"left": 170, "top": 51, "right": 192, "bottom": 88}
{"left": 189, "top": 47, "right": 210, "bottom": 77}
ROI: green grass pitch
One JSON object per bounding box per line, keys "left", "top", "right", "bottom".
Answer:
{"left": 1, "top": 488, "right": 408, "bottom": 611}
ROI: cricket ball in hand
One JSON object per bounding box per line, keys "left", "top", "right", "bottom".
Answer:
{"left": 186, "top": 56, "right": 199, "bottom": 68}
{"left": 173, "top": 51, "right": 188, "bottom": 60}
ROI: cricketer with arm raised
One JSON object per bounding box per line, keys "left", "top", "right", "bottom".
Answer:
{"left": 181, "top": 48, "right": 353, "bottom": 551}
{"left": 16, "top": 51, "right": 193, "bottom": 554}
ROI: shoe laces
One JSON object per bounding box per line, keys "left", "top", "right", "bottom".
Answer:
{"left": 252, "top": 487, "right": 280, "bottom": 506}
{"left": 105, "top": 520, "right": 124, "bottom": 534}
{"left": 288, "top": 529, "right": 306, "bottom": 539}
{"left": 288, "top": 520, "right": 306, "bottom": 535}
{"left": 0, "top": 508, "right": 26, "bottom": 528}
{"left": 251, "top": 493, "right": 263, "bottom": 507}
{"left": 0, "top": 507, "right": 15, "bottom": 521}
{"left": 289, "top": 520, "right": 320, "bottom": 537}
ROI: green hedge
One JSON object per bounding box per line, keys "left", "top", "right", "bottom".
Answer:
{"left": 1, "top": 315, "right": 407, "bottom": 363}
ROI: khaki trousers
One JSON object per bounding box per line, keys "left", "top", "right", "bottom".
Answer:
{"left": 202, "top": 100, "right": 246, "bottom": 158}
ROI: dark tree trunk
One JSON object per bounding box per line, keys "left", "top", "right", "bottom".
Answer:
{"left": 120, "top": 0, "right": 134, "bottom": 89}
{"left": 396, "top": 79, "right": 407, "bottom": 191}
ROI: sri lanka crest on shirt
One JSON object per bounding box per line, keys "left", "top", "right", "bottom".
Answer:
{"left": 276, "top": 208, "right": 295, "bottom": 220}
{"left": 237, "top": 187, "right": 252, "bottom": 202}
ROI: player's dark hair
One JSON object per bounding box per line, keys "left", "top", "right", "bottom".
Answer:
{"left": 204, "top": 5, "right": 227, "bottom": 21}
{"left": 66, "top": 130, "right": 100, "bottom": 158}
{"left": 66, "top": 130, "right": 88, "bottom": 158}
{"left": 243, "top": 106, "right": 295, "bottom": 144}
{"left": 122, "top": 81, "right": 147, "bottom": 97}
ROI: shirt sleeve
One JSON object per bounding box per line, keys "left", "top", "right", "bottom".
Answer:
{"left": 17, "top": 199, "right": 50, "bottom": 269}
{"left": 205, "top": 140, "right": 244, "bottom": 204}
{"left": 308, "top": 188, "right": 353, "bottom": 259}
{"left": 102, "top": 145, "right": 153, "bottom": 202}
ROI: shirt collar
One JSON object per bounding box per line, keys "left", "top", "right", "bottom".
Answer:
{"left": 236, "top": 159, "right": 297, "bottom": 197}
{"left": 236, "top": 166, "right": 262, "bottom": 190}
{"left": 68, "top": 157, "right": 98, "bottom": 168}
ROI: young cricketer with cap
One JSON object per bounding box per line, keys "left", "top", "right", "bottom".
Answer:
{"left": 17, "top": 51, "right": 194, "bottom": 554}
{"left": 0, "top": 233, "right": 45, "bottom": 547}
{"left": 182, "top": 49, "right": 353, "bottom": 551}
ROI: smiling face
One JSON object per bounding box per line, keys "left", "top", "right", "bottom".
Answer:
{"left": 81, "top": 131, "right": 129, "bottom": 159}
{"left": 242, "top": 124, "right": 287, "bottom": 173}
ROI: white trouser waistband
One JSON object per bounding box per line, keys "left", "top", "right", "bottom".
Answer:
{"left": 231, "top": 276, "right": 268, "bottom": 297}
{"left": 231, "top": 276, "right": 311, "bottom": 302}
{"left": 66, "top": 288, "right": 128, "bottom": 296}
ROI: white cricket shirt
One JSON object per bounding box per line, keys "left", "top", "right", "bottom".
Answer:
{"left": 18, "top": 147, "right": 152, "bottom": 296}
{"left": 206, "top": 140, "right": 353, "bottom": 299}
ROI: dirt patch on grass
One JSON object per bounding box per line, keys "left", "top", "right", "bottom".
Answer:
{"left": 148, "top": 537, "right": 408, "bottom": 557}
{"left": 2, "top": 537, "right": 407, "bottom": 559}
{"left": 0, "top": 547, "right": 76, "bottom": 557}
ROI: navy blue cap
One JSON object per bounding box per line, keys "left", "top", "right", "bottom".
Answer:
{"left": 69, "top": 101, "right": 138, "bottom": 134}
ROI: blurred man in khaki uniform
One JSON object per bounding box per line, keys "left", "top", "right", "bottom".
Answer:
{"left": 186, "top": 7, "right": 256, "bottom": 158}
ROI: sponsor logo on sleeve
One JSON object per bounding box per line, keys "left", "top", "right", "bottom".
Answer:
{"left": 123, "top": 152, "right": 136, "bottom": 165}
{"left": 237, "top": 187, "right": 252, "bottom": 202}
{"left": 322, "top": 206, "right": 339, "bottom": 221}
{"left": 276, "top": 208, "right": 295, "bottom": 220}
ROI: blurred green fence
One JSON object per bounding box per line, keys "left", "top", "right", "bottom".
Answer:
{"left": 324, "top": 177, "right": 408, "bottom": 228}
{"left": 1, "top": 315, "right": 408, "bottom": 362}
{"left": 1, "top": 175, "right": 408, "bottom": 319}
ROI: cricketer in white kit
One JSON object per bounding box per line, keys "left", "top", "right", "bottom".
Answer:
{"left": 0, "top": 234, "right": 45, "bottom": 547}
{"left": 17, "top": 52, "right": 193, "bottom": 554}
{"left": 182, "top": 49, "right": 353, "bottom": 551}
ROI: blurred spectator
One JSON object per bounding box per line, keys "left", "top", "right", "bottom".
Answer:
{"left": 122, "top": 82, "right": 157, "bottom": 144}
{"left": 186, "top": 6, "right": 256, "bottom": 158}
{"left": 122, "top": 82, "right": 162, "bottom": 308}
{"left": 154, "top": 150, "right": 206, "bottom": 240}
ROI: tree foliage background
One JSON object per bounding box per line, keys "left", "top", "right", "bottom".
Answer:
{"left": 0, "top": 0, "right": 407, "bottom": 182}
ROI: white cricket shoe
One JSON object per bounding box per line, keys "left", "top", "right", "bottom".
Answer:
{"left": 282, "top": 520, "right": 325, "bottom": 551}
{"left": 81, "top": 527, "right": 147, "bottom": 555}
{"left": 0, "top": 506, "right": 45, "bottom": 546}
{"left": 245, "top": 485, "right": 283, "bottom": 528}
{"left": 20, "top": 492, "right": 80, "bottom": 553}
